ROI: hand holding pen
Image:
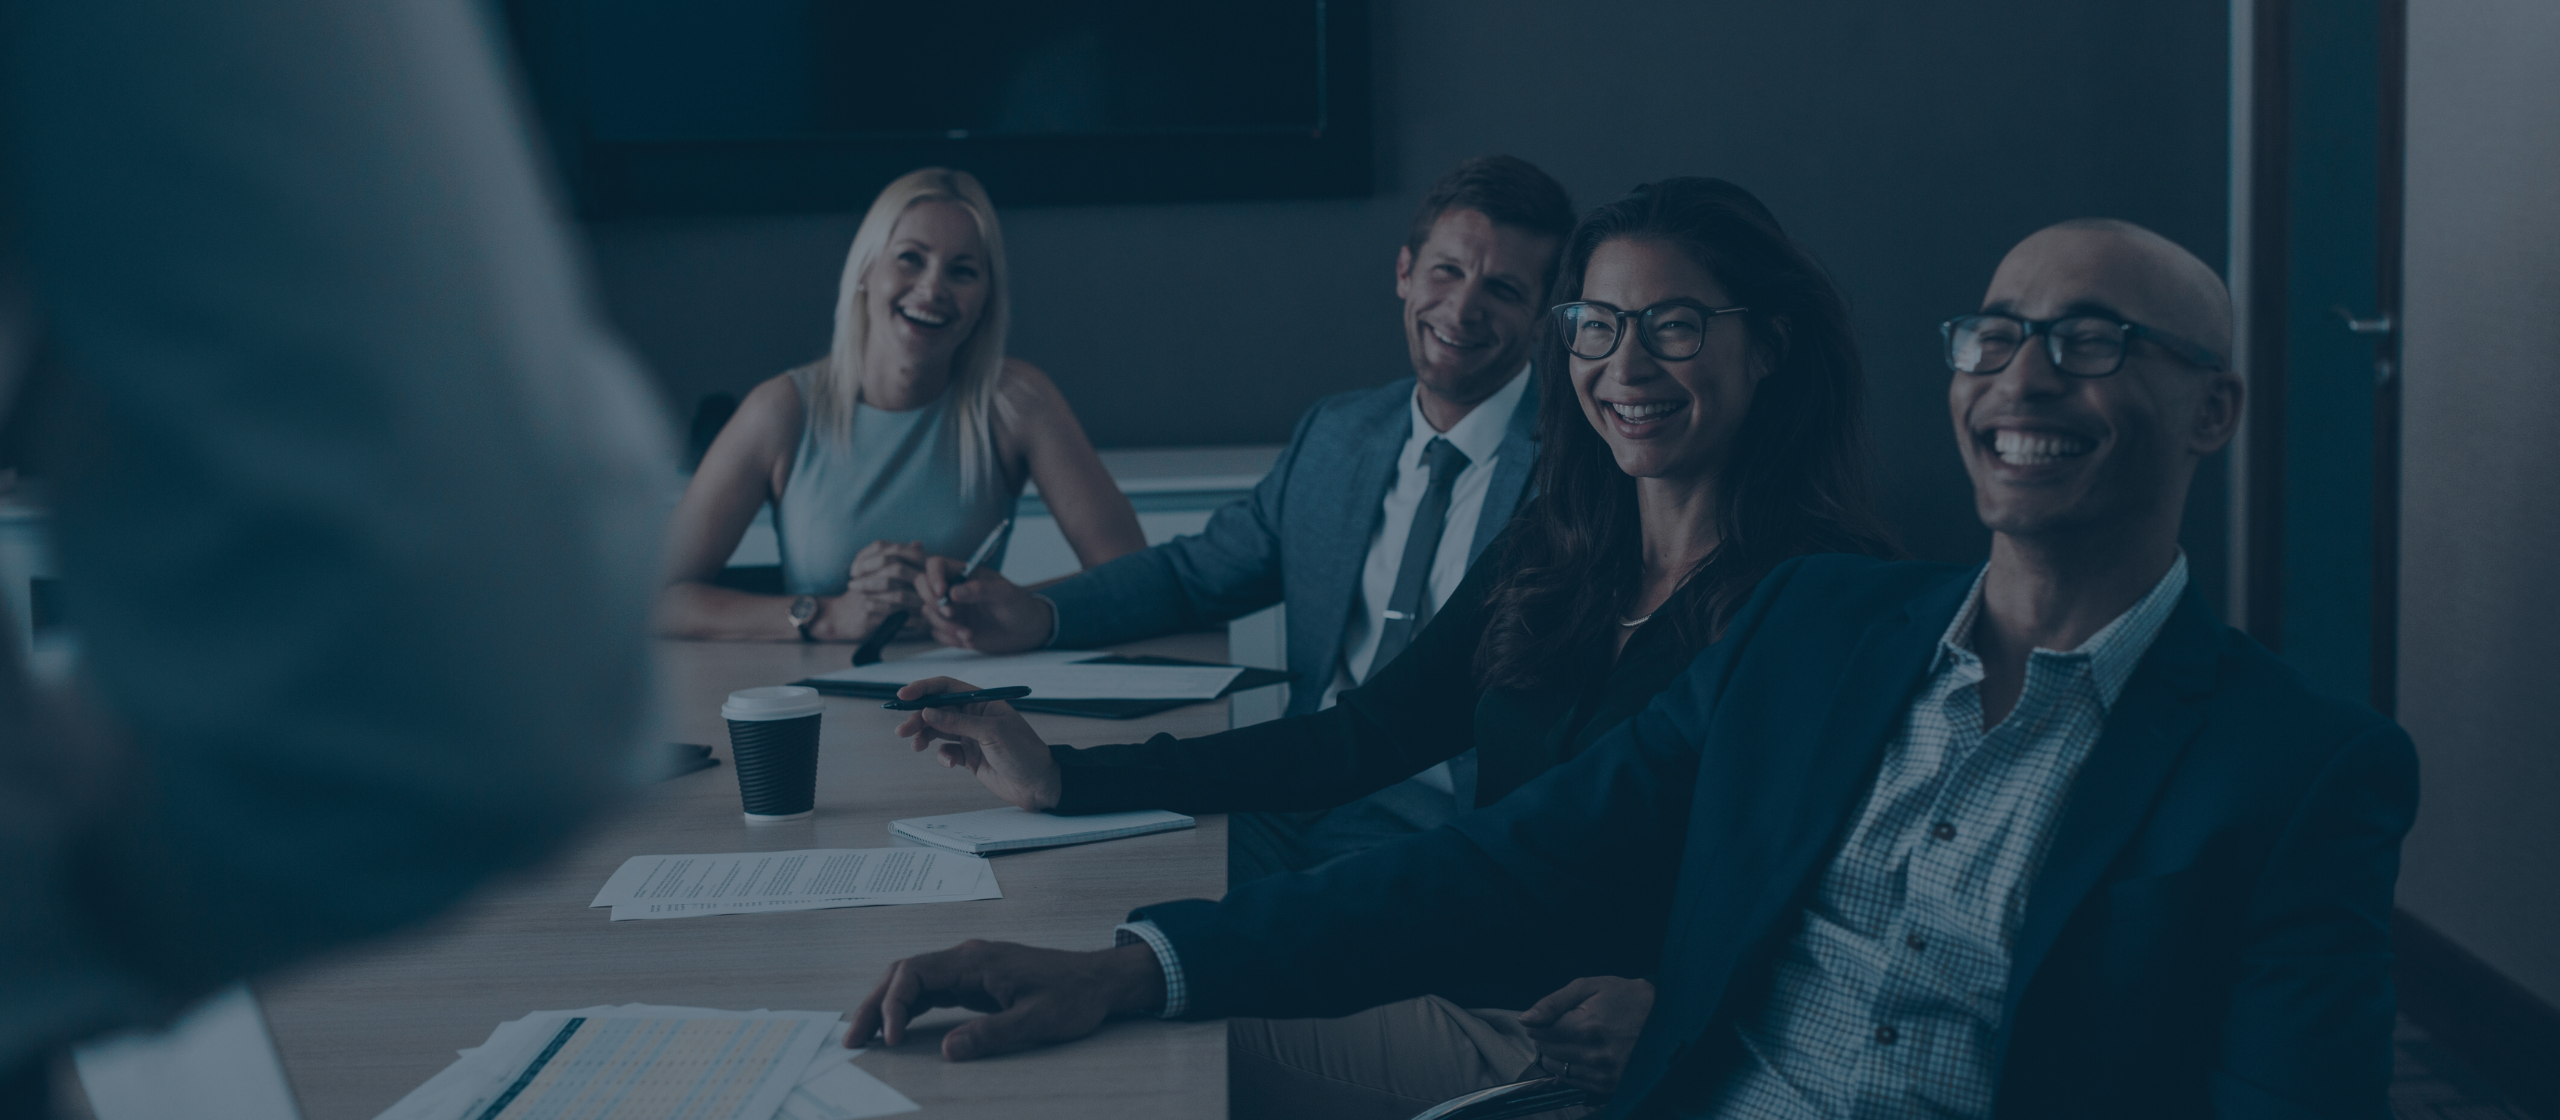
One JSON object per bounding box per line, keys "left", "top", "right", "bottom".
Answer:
{"left": 889, "top": 676, "right": 1061, "bottom": 812}
{"left": 918, "top": 521, "right": 1056, "bottom": 655}
{"left": 858, "top": 519, "right": 1012, "bottom": 665}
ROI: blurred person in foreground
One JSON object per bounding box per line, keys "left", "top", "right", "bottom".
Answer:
{"left": 849, "top": 220, "right": 2418, "bottom": 1120}
{"left": 0, "top": 0, "right": 669, "bottom": 1108}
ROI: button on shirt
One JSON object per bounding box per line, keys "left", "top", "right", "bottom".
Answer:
{"left": 1702, "top": 554, "right": 2189, "bottom": 1119}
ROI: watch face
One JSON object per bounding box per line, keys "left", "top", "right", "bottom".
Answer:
{"left": 789, "top": 596, "right": 817, "bottom": 624}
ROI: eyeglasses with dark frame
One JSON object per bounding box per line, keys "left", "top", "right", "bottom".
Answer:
{"left": 1551, "top": 299, "right": 1750, "bottom": 362}
{"left": 1939, "top": 312, "right": 2227, "bottom": 378}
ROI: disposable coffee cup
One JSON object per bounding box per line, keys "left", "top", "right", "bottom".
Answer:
{"left": 721, "top": 686, "right": 824, "bottom": 823}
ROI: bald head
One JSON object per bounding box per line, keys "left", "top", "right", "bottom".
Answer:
{"left": 1950, "top": 219, "right": 2245, "bottom": 558}
{"left": 1986, "top": 219, "right": 2233, "bottom": 364}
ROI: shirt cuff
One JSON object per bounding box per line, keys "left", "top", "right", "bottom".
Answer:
{"left": 1112, "top": 919, "right": 1187, "bottom": 1019}
{"left": 1033, "top": 593, "right": 1062, "bottom": 649}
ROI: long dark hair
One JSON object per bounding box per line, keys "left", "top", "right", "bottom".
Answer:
{"left": 1476, "top": 178, "right": 1899, "bottom": 691}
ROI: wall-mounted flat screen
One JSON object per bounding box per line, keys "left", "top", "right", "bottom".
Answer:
{"left": 506, "top": 0, "right": 1369, "bottom": 218}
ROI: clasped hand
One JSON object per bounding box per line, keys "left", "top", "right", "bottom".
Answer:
{"left": 892, "top": 677, "right": 1063, "bottom": 811}
{"left": 818, "top": 540, "right": 928, "bottom": 641}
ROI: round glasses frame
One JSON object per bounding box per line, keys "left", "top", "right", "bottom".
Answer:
{"left": 1550, "top": 299, "right": 1750, "bottom": 362}
{"left": 1939, "top": 312, "right": 2227, "bottom": 379}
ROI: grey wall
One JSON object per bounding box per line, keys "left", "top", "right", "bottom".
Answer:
{"left": 584, "top": 0, "right": 2229, "bottom": 583}
{"left": 2395, "top": 0, "right": 2560, "bottom": 1008}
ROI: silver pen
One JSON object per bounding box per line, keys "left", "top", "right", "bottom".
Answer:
{"left": 941, "top": 518, "right": 1013, "bottom": 609}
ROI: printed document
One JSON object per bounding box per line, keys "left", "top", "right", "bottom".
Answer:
{"left": 810, "top": 647, "right": 1245, "bottom": 700}
{"left": 373, "top": 1008, "right": 917, "bottom": 1120}
{"left": 591, "top": 847, "right": 1000, "bottom": 921}
{"left": 372, "top": 1005, "right": 836, "bottom": 1120}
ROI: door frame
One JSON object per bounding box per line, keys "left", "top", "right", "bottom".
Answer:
{"left": 2225, "top": 0, "right": 2407, "bottom": 714}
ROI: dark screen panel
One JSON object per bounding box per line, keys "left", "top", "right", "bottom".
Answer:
{"left": 584, "top": 1, "right": 1324, "bottom": 142}
{"left": 513, "top": 0, "right": 1367, "bottom": 216}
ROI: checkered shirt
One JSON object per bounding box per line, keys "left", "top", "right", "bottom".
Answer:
{"left": 1697, "top": 555, "right": 2188, "bottom": 1119}
{"left": 1115, "top": 920, "right": 1188, "bottom": 1018}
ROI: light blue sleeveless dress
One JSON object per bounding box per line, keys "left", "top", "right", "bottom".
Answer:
{"left": 774, "top": 366, "right": 1019, "bottom": 595}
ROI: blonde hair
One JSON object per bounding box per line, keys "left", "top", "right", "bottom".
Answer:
{"left": 806, "top": 167, "right": 1012, "bottom": 498}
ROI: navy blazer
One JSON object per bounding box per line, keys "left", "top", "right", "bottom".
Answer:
{"left": 1134, "top": 555, "right": 2419, "bottom": 1119}
{"left": 1045, "top": 373, "right": 1539, "bottom": 716}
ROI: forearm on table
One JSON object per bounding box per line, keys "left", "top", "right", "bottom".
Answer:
{"left": 655, "top": 581, "right": 797, "bottom": 641}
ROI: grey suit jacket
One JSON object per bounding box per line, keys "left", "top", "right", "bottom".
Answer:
{"left": 1047, "top": 373, "right": 1539, "bottom": 716}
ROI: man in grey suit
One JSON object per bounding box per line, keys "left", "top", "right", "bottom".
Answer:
{"left": 921, "top": 156, "right": 1574, "bottom": 879}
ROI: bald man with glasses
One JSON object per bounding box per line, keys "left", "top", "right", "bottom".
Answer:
{"left": 849, "top": 219, "right": 2415, "bottom": 1120}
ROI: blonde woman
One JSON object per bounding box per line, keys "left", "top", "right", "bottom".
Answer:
{"left": 659, "top": 169, "right": 1144, "bottom": 641}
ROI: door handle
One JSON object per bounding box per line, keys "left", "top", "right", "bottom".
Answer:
{"left": 2332, "top": 307, "right": 2399, "bottom": 386}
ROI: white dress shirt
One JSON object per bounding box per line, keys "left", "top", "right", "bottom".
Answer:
{"left": 1321, "top": 366, "right": 1529, "bottom": 798}
{"left": 1325, "top": 365, "right": 1530, "bottom": 709}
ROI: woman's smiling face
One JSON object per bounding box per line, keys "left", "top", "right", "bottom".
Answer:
{"left": 1568, "top": 237, "right": 1769, "bottom": 486}
{"left": 863, "top": 199, "right": 989, "bottom": 377}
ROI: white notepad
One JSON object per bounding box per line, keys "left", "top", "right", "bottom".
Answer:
{"left": 891, "top": 806, "right": 1195, "bottom": 854}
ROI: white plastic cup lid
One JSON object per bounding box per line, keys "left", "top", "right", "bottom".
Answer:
{"left": 722, "top": 685, "right": 824, "bottom": 722}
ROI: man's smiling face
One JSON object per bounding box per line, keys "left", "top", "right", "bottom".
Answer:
{"left": 1395, "top": 207, "right": 1557, "bottom": 411}
{"left": 1951, "top": 223, "right": 2240, "bottom": 544}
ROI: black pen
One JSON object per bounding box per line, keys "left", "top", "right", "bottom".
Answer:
{"left": 850, "top": 608, "right": 908, "bottom": 667}
{"left": 881, "top": 685, "right": 1032, "bottom": 710}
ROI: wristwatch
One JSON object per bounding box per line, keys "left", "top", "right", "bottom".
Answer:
{"left": 788, "top": 595, "right": 820, "bottom": 642}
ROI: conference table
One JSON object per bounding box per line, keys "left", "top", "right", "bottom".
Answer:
{"left": 252, "top": 633, "right": 1235, "bottom": 1119}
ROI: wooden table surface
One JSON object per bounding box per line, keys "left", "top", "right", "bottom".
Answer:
{"left": 245, "top": 633, "right": 1234, "bottom": 1119}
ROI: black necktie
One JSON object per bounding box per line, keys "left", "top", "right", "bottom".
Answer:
{"left": 1368, "top": 437, "right": 1471, "bottom": 676}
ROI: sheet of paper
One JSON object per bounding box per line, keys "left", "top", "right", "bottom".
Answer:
{"left": 785, "top": 1038, "right": 920, "bottom": 1120}
{"left": 810, "top": 647, "right": 1245, "bottom": 700}
{"left": 590, "top": 847, "right": 1000, "bottom": 921}
{"left": 372, "top": 1005, "right": 838, "bottom": 1120}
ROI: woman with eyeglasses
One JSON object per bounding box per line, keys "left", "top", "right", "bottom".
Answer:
{"left": 888, "top": 178, "right": 1899, "bottom": 1111}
